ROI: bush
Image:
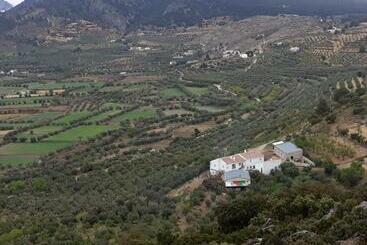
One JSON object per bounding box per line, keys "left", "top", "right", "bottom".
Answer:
{"left": 32, "top": 177, "right": 48, "bottom": 192}
{"left": 8, "top": 180, "right": 26, "bottom": 193}
{"left": 215, "top": 192, "right": 267, "bottom": 233}
{"left": 336, "top": 162, "right": 365, "bottom": 187}
{"left": 280, "top": 162, "right": 299, "bottom": 178}
{"left": 323, "top": 162, "right": 337, "bottom": 176}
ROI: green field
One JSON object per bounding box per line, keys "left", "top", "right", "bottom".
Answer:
{"left": 101, "top": 102, "right": 126, "bottom": 110}
{"left": 85, "top": 110, "right": 122, "bottom": 123}
{"left": 52, "top": 111, "right": 92, "bottom": 125}
{"left": 263, "top": 84, "right": 283, "bottom": 103}
{"left": 45, "top": 125, "right": 113, "bottom": 142}
{"left": 185, "top": 86, "right": 209, "bottom": 96}
{"left": 196, "top": 105, "right": 227, "bottom": 113}
{"left": 22, "top": 112, "right": 62, "bottom": 122}
{"left": 17, "top": 125, "right": 63, "bottom": 139}
{"left": 0, "top": 97, "right": 53, "bottom": 104}
{"left": 0, "top": 155, "right": 39, "bottom": 166}
{"left": 112, "top": 107, "right": 157, "bottom": 122}
{"left": 161, "top": 88, "right": 186, "bottom": 99}
{"left": 0, "top": 113, "right": 31, "bottom": 122}
{"left": 0, "top": 87, "right": 27, "bottom": 96}
{"left": 124, "top": 83, "right": 150, "bottom": 92}
{"left": 0, "top": 142, "right": 70, "bottom": 166}
{"left": 0, "top": 123, "right": 30, "bottom": 129}
{"left": 0, "top": 125, "right": 114, "bottom": 165}
{"left": 26, "top": 81, "right": 104, "bottom": 90}
{"left": 163, "top": 109, "right": 192, "bottom": 116}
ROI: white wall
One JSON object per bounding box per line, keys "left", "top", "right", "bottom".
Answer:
{"left": 243, "top": 156, "right": 264, "bottom": 173}
{"left": 210, "top": 158, "right": 246, "bottom": 175}
{"left": 263, "top": 159, "right": 282, "bottom": 175}
{"left": 211, "top": 155, "right": 281, "bottom": 176}
{"left": 210, "top": 159, "right": 223, "bottom": 175}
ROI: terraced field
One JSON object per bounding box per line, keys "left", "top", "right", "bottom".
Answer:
{"left": 0, "top": 142, "right": 70, "bottom": 165}
{"left": 44, "top": 125, "right": 113, "bottom": 142}
{"left": 112, "top": 107, "right": 157, "bottom": 122}
{"left": 52, "top": 111, "right": 92, "bottom": 125}
{"left": 1, "top": 14, "right": 367, "bottom": 244}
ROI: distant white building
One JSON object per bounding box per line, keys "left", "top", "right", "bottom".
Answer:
{"left": 290, "top": 47, "right": 300, "bottom": 53}
{"left": 289, "top": 47, "right": 301, "bottom": 53}
{"left": 239, "top": 53, "right": 248, "bottom": 59}
{"left": 327, "top": 26, "right": 342, "bottom": 34}
{"left": 130, "top": 46, "right": 151, "bottom": 51}
{"left": 7, "top": 69, "right": 17, "bottom": 76}
{"left": 183, "top": 50, "right": 195, "bottom": 56}
{"left": 223, "top": 50, "right": 250, "bottom": 59}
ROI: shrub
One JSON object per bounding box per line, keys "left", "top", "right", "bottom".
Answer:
{"left": 336, "top": 162, "right": 365, "bottom": 187}
{"left": 215, "top": 192, "right": 267, "bottom": 233}
{"left": 32, "top": 177, "right": 48, "bottom": 192}
{"left": 280, "top": 162, "right": 299, "bottom": 178}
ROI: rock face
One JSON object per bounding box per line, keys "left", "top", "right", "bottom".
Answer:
{"left": 2, "top": 0, "right": 367, "bottom": 33}
{"left": 0, "top": 0, "right": 12, "bottom": 12}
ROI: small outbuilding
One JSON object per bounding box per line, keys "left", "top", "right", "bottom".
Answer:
{"left": 224, "top": 169, "right": 251, "bottom": 188}
{"left": 273, "top": 142, "right": 303, "bottom": 162}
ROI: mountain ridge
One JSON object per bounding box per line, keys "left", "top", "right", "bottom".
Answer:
{"left": 2, "top": 0, "right": 367, "bottom": 33}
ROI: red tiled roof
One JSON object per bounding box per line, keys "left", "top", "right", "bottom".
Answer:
{"left": 221, "top": 150, "right": 264, "bottom": 165}
{"left": 239, "top": 150, "right": 263, "bottom": 160}
{"left": 222, "top": 154, "right": 246, "bottom": 165}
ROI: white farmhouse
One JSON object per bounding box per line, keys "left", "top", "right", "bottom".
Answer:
{"left": 239, "top": 53, "right": 248, "bottom": 59}
{"left": 290, "top": 47, "right": 300, "bottom": 53}
{"left": 210, "top": 149, "right": 282, "bottom": 176}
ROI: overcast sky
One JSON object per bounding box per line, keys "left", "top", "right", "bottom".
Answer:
{"left": 7, "top": 0, "right": 23, "bottom": 6}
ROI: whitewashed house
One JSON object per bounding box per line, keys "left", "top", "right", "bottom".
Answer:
{"left": 210, "top": 149, "right": 282, "bottom": 176}
{"left": 290, "top": 47, "right": 300, "bottom": 53}
{"left": 239, "top": 53, "right": 248, "bottom": 59}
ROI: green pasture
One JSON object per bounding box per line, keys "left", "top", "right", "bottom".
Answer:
{"left": 86, "top": 110, "right": 122, "bottom": 123}
{"left": 52, "top": 111, "right": 92, "bottom": 125}
{"left": 112, "top": 107, "right": 157, "bottom": 122}
{"left": 17, "top": 126, "right": 63, "bottom": 139}
{"left": 45, "top": 125, "right": 113, "bottom": 142}
{"left": 184, "top": 86, "right": 209, "bottom": 96}
{"left": 0, "top": 142, "right": 70, "bottom": 166}
{"left": 161, "top": 88, "right": 186, "bottom": 99}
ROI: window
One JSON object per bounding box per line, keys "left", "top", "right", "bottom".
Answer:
{"left": 232, "top": 164, "right": 236, "bottom": 169}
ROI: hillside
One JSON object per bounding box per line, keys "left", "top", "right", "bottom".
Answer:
{"left": 0, "top": 0, "right": 11, "bottom": 12}
{"left": 2, "top": 0, "right": 367, "bottom": 33}
{"left": 0, "top": 11, "right": 366, "bottom": 243}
